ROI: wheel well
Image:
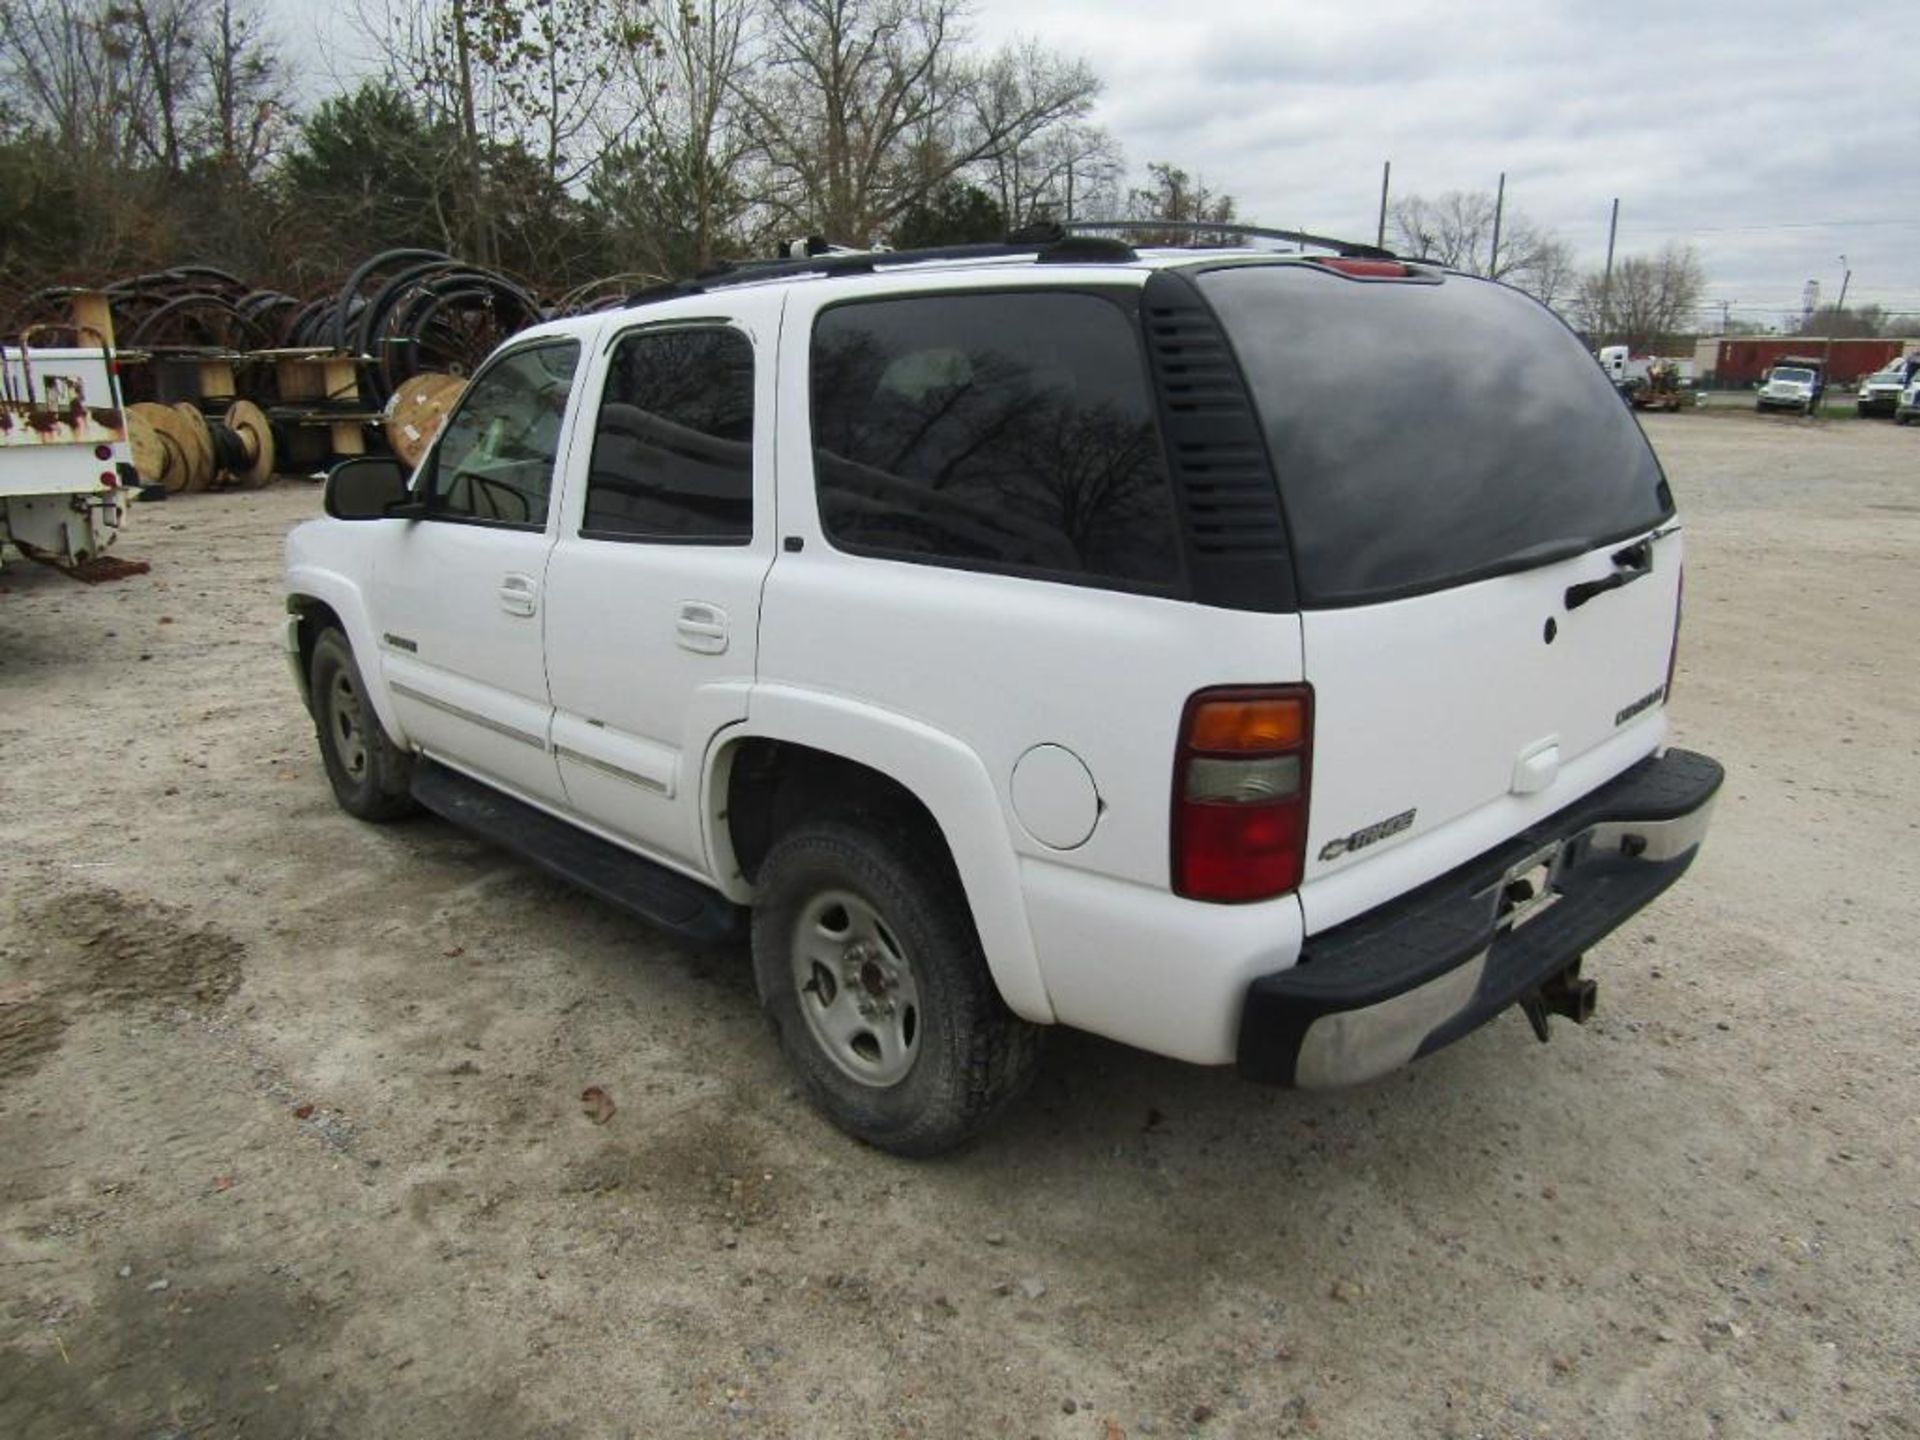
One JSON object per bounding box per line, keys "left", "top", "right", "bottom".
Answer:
{"left": 724, "top": 740, "right": 951, "bottom": 886}
{"left": 287, "top": 596, "right": 343, "bottom": 695}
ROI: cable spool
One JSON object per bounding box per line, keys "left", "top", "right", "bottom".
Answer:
{"left": 383, "top": 373, "right": 465, "bottom": 469}
{"left": 126, "top": 403, "right": 168, "bottom": 484}
{"left": 126, "top": 402, "right": 193, "bottom": 491}
{"left": 207, "top": 400, "right": 276, "bottom": 488}
{"left": 170, "top": 403, "right": 216, "bottom": 491}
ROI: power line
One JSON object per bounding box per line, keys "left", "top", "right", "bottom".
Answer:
{"left": 1661, "top": 218, "right": 1920, "bottom": 234}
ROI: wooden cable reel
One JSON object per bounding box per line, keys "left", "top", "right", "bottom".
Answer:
{"left": 170, "top": 403, "right": 215, "bottom": 491}
{"left": 212, "top": 399, "right": 276, "bottom": 488}
{"left": 124, "top": 400, "right": 277, "bottom": 490}
{"left": 383, "top": 373, "right": 466, "bottom": 469}
{"left": 125, "top": 402, "right": 196, "bottom": 492}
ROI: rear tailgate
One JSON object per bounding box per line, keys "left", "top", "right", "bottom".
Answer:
{"left": 1196, "top": 263, "right": 1682, "bottom": 935}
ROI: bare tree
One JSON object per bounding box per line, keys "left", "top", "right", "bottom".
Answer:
{"left": 598, "top": 0, "right": 756, "bottom": 272}
{"left": 1572, "top": 243, "right": 1706, "bottom": 349}
{"left": 1796, "top": 303, "right": 1887, "bottom": 339}
{"left": 350, "top": 0, "right": 655, "bottom": 266}
{"left": 983, "top": 116, "right": 1121, "bottom": 228}
{"left": 1125, "top": 161, "right": 1235, "bottom": 243}
{"left": 0, "top": 0, "right": 160, "bottom": 164}
{"left": 1388, "top": 188, "right": 1575, "bottom": 306}
{"left": 196, "top": 0, "right": 291, "bottom": 179}
{"left": 738, "top": 0, "right": 1096, "bottom": 243}
{"left": 1524, "top": 235, "right": 1578, "bottom": 312}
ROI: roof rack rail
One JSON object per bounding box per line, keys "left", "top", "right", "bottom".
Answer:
{"left": 1062, "top": 219, "right": 1396, "bottom": 260}
{"left": 618, "top": 218, "right": 1391, "bottom": 309}
{"left": 624, "top": 232, "right": 1141, "bottom": 306}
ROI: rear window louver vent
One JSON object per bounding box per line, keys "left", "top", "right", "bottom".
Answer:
{"left": 1140, "top": 271, "right": 1297, "bottom": 610}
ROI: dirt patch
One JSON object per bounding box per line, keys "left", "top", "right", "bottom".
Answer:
{"left": 0, "top": 1271, "right": 352, "bottom": 1440}
{"left": 0, "top": 990, "right": 66, "bottom": 1084}
{"left": 9, "top": 889, "right": 243, "bottom": 1014}
{"left": 562, "top": 1103, "right": 788, "bottom": 1229}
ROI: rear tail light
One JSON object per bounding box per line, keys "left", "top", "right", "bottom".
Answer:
{"left": 1172, "top": 685, "right": 1312, "bottom": 903}
{"left": 1313, "top": 258, "right": 1412, "bottom": 279}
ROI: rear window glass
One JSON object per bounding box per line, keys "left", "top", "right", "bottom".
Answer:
{"left": 1197, "top": 265, "right": 1673, "bottom": 606}
{"left": 809, "top": 291, "right": 1183, "bottom": 590}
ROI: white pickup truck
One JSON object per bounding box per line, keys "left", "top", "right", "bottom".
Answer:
{"left": 286, "top": 236, "right": 1722, "bottom": 1154}
{"left": 1, "top": 334, "right": 136, "bottom": 568}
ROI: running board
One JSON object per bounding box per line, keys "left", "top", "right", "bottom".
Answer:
{"left": 410, "top": 760, "right": 746, "bottom": 944}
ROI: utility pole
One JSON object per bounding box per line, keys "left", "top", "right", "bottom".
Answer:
{"left": 1821, "top": 255, "right": 1850, "bottom": 415}
{"left": 1376, "top": 161, "right": 1391, "bottom": 250}
{"left": 1488, "top": 172, "right": 1505, "bottom": 278}
{"left": 1598, "top": 198, "right": 1620, "bottom": 346}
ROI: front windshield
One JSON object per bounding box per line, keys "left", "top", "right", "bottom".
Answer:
{"left": 1772, "top": 368, "right": 1814, "bottom": 383}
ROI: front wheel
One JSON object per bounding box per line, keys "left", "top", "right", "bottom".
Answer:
{"left": 309, "top": 628, "right": 418, "bottom": 822}
{"left": 751, "top": 817, "right": 1042, "bottom": 1155}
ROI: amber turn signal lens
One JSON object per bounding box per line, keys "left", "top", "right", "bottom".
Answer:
{"left": 1187, "top": 698, "right": 1306, "bottom": 753}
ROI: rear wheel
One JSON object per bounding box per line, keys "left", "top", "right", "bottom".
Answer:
{"left": 309, "top": 627, "right": 417, "bottom": 822}
{"left": 751, "top": 817, "right": 1042, "bottom": 1155}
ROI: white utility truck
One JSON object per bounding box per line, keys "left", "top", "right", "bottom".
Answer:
{"left": 1, "top": 327, "right": 137, "bottom": 569}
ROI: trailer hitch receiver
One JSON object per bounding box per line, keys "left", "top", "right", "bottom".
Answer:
{"left": 1519, "top": 958, "right": 1598, "bottom": 1043}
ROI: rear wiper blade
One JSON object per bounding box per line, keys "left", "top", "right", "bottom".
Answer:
{"left": 1502, "top": 536, "right": 1597, "bottom": 569}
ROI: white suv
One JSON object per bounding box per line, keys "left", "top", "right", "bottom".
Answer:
{"left": 285, "top": 233, "right": 1721, "bottom": 1154}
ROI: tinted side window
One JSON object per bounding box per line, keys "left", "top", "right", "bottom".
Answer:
{"left": 585, "top": 328, "right": 755, "bottom": 543}
{"left": 810, "top": 292, "right": 1183, "bottom": 589}
{"left": 430, "top": 341, "right": 580, "bottom": 526}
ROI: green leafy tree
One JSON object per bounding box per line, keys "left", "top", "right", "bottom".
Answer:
{"left": 277, "top": 82, "right": 464, "bottom": 277}
{"left": 890, "top": 180, "right": 1004, "bottom": 248}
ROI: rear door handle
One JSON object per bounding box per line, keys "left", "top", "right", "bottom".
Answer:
{"left": 676, "top": 601, "right": 728, "bottom": 654}
{"left": 1565, "top": 539, "right": 1653, "bottom": 611}
{"left": 499, "top": 572, "right": 537, "bottom": 617}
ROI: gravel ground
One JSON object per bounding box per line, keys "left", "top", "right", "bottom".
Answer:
{"left": 2, "top": 413, "right": 1917, "bottom": 1439}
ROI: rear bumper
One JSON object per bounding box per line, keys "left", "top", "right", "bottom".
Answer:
{"left": 1237, "top": 747, "right": 1722, "bottom": 1087}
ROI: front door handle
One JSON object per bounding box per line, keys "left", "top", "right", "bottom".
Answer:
{"left": 676, "top": 601, "right": 728, "bottom": 655}
{"left": 499, "top": 572, "right": 538, "bottom": 617}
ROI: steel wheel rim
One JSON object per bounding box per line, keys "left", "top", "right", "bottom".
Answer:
{"left": 328, "top": 670, "right": 369, "bottom": 781}
{"left": 789, "top": 889, "right": 922, "bottom": 1087}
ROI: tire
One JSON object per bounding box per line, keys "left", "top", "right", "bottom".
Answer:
{"left": 308, "top": 627, "right": 418, "bottom": 822}
{"left": 751, "top": 816, "right": 1042, "bottom": 1156}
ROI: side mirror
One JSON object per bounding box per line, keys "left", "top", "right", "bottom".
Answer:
{"left": 324, "top": 456, "right": 413, "bottom": 520}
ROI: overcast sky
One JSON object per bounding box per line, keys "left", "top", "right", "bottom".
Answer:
{"left": 274, "top": 0, "right": 1916, "bottom": 329}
